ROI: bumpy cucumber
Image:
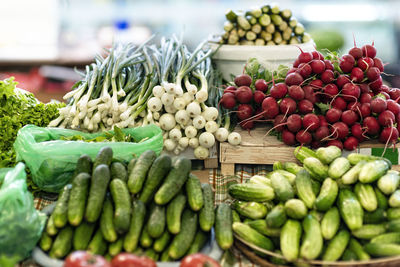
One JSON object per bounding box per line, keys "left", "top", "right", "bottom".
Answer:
{"left": 199, "top": 183, "right": 215, "bottom": 232}
{"left": 280, "top": 219, "right": 302, "bottom": 262}
{"left": 247, "top": 220, "right": 281, "bottom": 237}
{"left": 321, "top": 207, "right": 340, "bottom": 240}
{"left": 359, "top": 160, "right": 389, "bottom": 183}
{"left": 68, "top": 172, "right": 91, "bottom": 226}
{"left": 88, "top": 228, "right": 108, "bottom": 255}
{"left": 153, "top": 231, "right": 171, "bottom": 253}
{"left": 295, "top": 169, "right": 316, "bottom": 209}
{"left": 352, "top": 224, "right": 386, "bottom": 239}
{"left": 341, "top": 160, "right": 367, "bottom": 185}
{"left": 146, "top": 204, "right": 166, "bottom": 239}
{"left": 39, "top": 232, "right": 53, "bottom": 252}
{"left": 128, "top": 150, "right": 157, "bottom": 194}
{"left": 316, "top": 146, "right": 341, "bottom": 164}
{"left": 92, "top": 146, "right": 113, "bottom": 172}
{"left": 377, "top": 170, "right": 400, "bottom": 195}
{"left": 124, "top": 200, "right": 146, "bottom": 252}
{"left": 315, "top": 178, "right": 338, "bottom": 212}
{"left": 215, "top": 203, "right": 233, "bottom": 250}
{"left": 53, "top": 184, "right": 72, "bottom": 228}
{"left": 233, "top": 222, "right": 274, "bottom": 251}
{"left": 110, "top": 162, "right": 128, "bottom": 182}
{"left": 49, "top": 226, "right": 74, "bottom": 259}
{"left": 100, "top": 197, "right": 118, "bottom": 242}
{"left": 303, "top": 157, "right": 328, "bottom": 181}
{"left": 338, "top": 189, "right": 363, "bottom": 231}
{"left": 108, "top": 238, "right": 123, "bottom": 256}
{"left": 166, "top": 192, "right": 186, "bottom": 234}
{"left": 364, "top": 243, "right": 400, "bottom": 257}
{"left": 328, "top": 157, "right": 351, "bottom": 179}
{"left": 187, "top": 230, "right": 208, "bottom": 255}
{"left": 270, "top": 172, "right": 294, "bottom": 202}
{"left": 266, "top": 204, "right": 287, "bottom": 228}
{"left": 109, "top": 178, "right": 132, "bottom": 234}
{"left": 300, "top": 215, "right": 323, "bottom": 260}
{"left": 73, "top": 221, "right": 95, "bottom": 250}
{"left": 186, "top": 173, "right": 204, "bottom": 211}
{"left": 322, "top": 230, "right": 350, "bottom": 261}
{"left": 234, "top": 201, "right": 267, "bottom": 220}
{"left": 284, "top": 199, "right": 307, "bottom": 220}
{"left": 349, "top": 238, "right": 370, "bottom": 260}
{"left": 169, "top": 209, "right": 198, "bottom": 259}
{"left": 228, "top": 183, "right": 275, "bottom": 202}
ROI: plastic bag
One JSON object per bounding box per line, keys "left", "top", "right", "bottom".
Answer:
{"left": 0, "top": 163, "right": 46, "bottom": 265}
{"left": 14, "top": 124, "right": 163, "bottom": 192}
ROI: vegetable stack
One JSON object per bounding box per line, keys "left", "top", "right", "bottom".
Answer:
{"left": 220, "top": 4, "right": 310, "bottom": 45}
{"left": 39, "top": 147, "right": 216, "bottom": 262}
{"left": 225, "top": 145, "right": 400, "bottom": 263}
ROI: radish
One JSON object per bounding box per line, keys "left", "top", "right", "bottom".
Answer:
{"left": 349, "top": 47, "right": 363, "bottom": 60}
{"left": 296, "top": 63, "right": 312, "bottom": 78}
{"left": 324, "top": 60, "right": 335, "bottom": 71}
{"left": 285, "top": 73, "right": 304, "bottom": 86}
{"left": 339, "top": 54, "right": 355, "bottom": 73}
{"left": 370, "top": 76, "right": 383, "bottom": 91}
{"left": 255, "top": 79, "right": 268, "bottom": 92}
{"left": 327, "top": 140, "right": 343, "bottom": 150}
{"left": 279, "top": 97, "right": 297, "bottom": 115}
{"left": 331, "top": 122, "right": 349, "bottom": 140}
{"left": 237, "top": 104, "right": 254, "bottom": 120}
{"left": 273, "top": 114, "right": 287, "bottom": 132}
{"left": 321, "top": 70, "right": 335, "bottom": 84}
{"left": 389, "top": 88, "right": 400, "bottom": 100}
{"left": 310, "top": 79, "right": 323, "bottom": 89}
{"left": 298, "top": 49, "right": 313, "bottom": 64}
{"left": 224, "top": 86, "right": 236, "bottom": 94}
{"left": 310, "top": 60, "right": 326, "bottom": 74}
{"left": 367, "top": 67, "right": 381, "bottom": 81}
{"left": 347, "top": 101, "right": 361, "bottom": 112}
{"left": 220, "top": 93, "right": 236, "bottom": 109}
{"left": 312, "top": 51, "right": 324, "bottom": 60}
{"left": 371, "top": 97, "right": 387, "bottom": 113}
{"left": 287, "top": 114, "right": 302, "bottom": 132}
{"left": 287, "top": 68, "right": 297, "bottom": 75}
{"left": 332, "top": 97, "right": 347, "bottom": 110}
{"left": 378, "top": 110, "right": 395, "bottom": 127}
{"left": 253, "top": 90, "right": 266, "bottom": 104}
{"left": 350, "top": 67, "right": 364, "bottom": 82}
{"left": 298, "top": 99, "right": 313, "bottom": 114}
{"left": 382, "top": 92, "right": 390, "bottom": 100}
{"left": 387, "top": 99, "right": 400, "bottom": 116}
{"left": 234, "top": 74, "right": 252, "bottom": 87}
{"left": 360, "top": 93, "right": 372, "bottom": 103}
{"left": 362, "top": 44, "right": 377, "bottom": 58}
{"left": 342, "top": 83, "right": 361, "bottom": 101}
{"left": 359, "top": 84, "right": 370, "bottom": 94}
{"left": 270, "top": 83, "right": 288, "bottom": 99}
{"left": 282, "top": 129, "right": 296, "bottom": 145}
{"left": 293, "top": 59, "right": 300, "bottom": 68}
{"left": 326, "top": 108, "right": 342, "bottom": 123}
{"left": 302, "top": 113, "right": 320, "bottom": 132}
{"left": 373, "top": 58, "right": 384, "bottom": 72}
{"left": 262, "top": 97, "right": 279, "bottom": 119}
{"left": 314, "top": 126, "right": 330, "bottom": 141}
{"left": 239, "top": 120, "right": 254, "bottom": 130}
{"left": 341, "top": 110, "right": 359, "bottom": 126}
{"left": 360, "top": 103, "right": 371, "bottom": 118}
{"left": 318, "top": 115, "right": 328, "bottom": 127}
{"left": 336, "top": 75, "right": 351, "bottom": 89}
{"left": 235, "top": 86, "right": 253, "bottom": 104}
{"left": 363, "top": 116, "right": 380, "bottom": 135}
{"left": 324, "top": 84, "right": 339, "bottom": 97}
{"left": 296, "top": 130, "right": 312, "bottom": 145}
{"left": 380, "top": 85, "right": 390, "bottom": 94}
{"left": 303, "top": 86, "right": 320, "bottom": 103}
{"left": 357, "top": 57, "right": 374, "bottom": 71}
{"left": 344, "top": 136, "right": 359, "bottom": 151}
{"left": 379, "top": 126, "right": 399, "bottom": 145}
{"left": 351, "top": 123, "right": 366, "bottom": 142}
{"left": 288, "top": 85, "right": 305, "bottom": 100}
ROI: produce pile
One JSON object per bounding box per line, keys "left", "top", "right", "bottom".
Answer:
{"left": 223, "top": 43, "right": 399, "bottom": 150}
{"left": 220, "top": 4, "right": 310, "bottom": 45}
{"left": 228, "top": 146, "right": 400, "bottom": 263}
{"left": 39, "top": 147, "right": 218, "bottom": 262}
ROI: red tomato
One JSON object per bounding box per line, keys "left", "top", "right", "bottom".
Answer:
{"left": 111, "top": 253, "right": 156, "bottom": 267}
{"left": 64, "top": 251, "right": 110, "bottom": 267}
{"left": 180, "top": 253, "right": 221, "bottom": 267}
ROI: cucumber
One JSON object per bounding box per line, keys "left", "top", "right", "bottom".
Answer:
{"left": 100, "top": 197, "right": 118, "bottom": 242}
{"left": 46, "top": 215, "right": 58, "bottom": 236}
{"left": 309, "top": 210, "right": 324, "bottom": 222}
{"left": 364, "top": 243, "right": 400, "bottom": 257}
{"left": 109, "top": 179, "right": 132, "bottom": 233}
{"left": 280, "top": 219, "right": 302, "bottom": 262}
{"left": 233, "top": 222, "right": 274, "bottom": 251}
{"left": 124, "top": 200, "right": 146, "bottom": 252}
{"left": 266, "top": 204, "right": 287, "bottom": 228}
{"left": 93, "top": 146, "right": 113, "bottom": 172}
{"left": 300, "top": 215, "right": 323, "bottom": 260}
{"left": 389, "top": 190, "right": 400, "bottom": 208}
{"left": 338, "top": 189, "right": 364, "bottom": 231}
{"left": 139, "top": 154, "right": 172, "bottom": 204}
{"left": 359, "top": 160, "right": 389, "bottom": 183}
{"left": 247, "top": 220, "right": 281, "bottom": 237}
{"left": 274, "top": 170, "right": 296, "bottom": 185}
{"left": 387, "top": 208, "right": 400, "bottom": 220}
{"left": 341, "top": 160, "right": 367, "bottom": 184}
{"left": 169, "top": 209, "right": 198, "bottom": 259}
{"left": 315, "top": 178, "right": 338, "bottom": 212}
{"left": 140, "top": 227, "right": 153, "bottom": 248}
{"left": 347, "top": 153, "right": 376, "bottom": 165}
{"left": 321, "top": 207, "right": 340, "bottom": 240}
{"left": 187, "top": 230, "right": 208, "bottom": 255}
{"left": 283, "top": 162, "right": 304, "bottom": 175}
{"left": 352, "top": 224, "right": 386, "bottom": 239}
{"left": 110, "top": 162, "right": 127, "bottom": 182}
{"left": 186, "top": 173, "right": 204, "bottom": 211}
{"left": 128, "top": 150, "right": 157, "bottom": 194}
{"left": 127, "top": 158, "right": 136, "bottom": 174}
{"left": 232, "top": 210, "right": 241, "bottom": 223}
{"left": 147, "top": 204, "right": 166, "bottom": 239}
{"left": 310, "top": 178, "right": 321, "bottom": 196}
{"left": 109, "top": 238, "right": 123, "bottom": 256}
{"left": 160, "top": 247, "right": 172, "bottom": 262}
{"left": 199, "top": 183, "right": 215, "bottom": 232}
{"left": 39, "top": 232, "right": 52, "bottom": 252}
{"left": 295, "top": 169, "right": 315, "bottom": 209}
{"left": 273, "top": 161, "right": 283, "bottom": 170}
{"left": 72, "top": 154, "right": 92, "bottom": 180}
{"left": 322, "top": 230, "right": 350, "bottom": 261}
{"left": 68, "top": 172, "right": 90, "bottom": 226}
{"left": 294, "top": 146, "right": 317, "bottom": 163}
{"left": 284, "top": 199, "right": 307, "bottom": 220}
{"left": 349, "top": 238, "right": 371, "bottom": 260}
{"left": 328, "top": 157, "right": 351, "bottom": 179}
{"left": 249, "top": 175, "right": 271, "bottom": 187}
{"left": 144, "top": 248, "right": 159, "bottom": 261}
{"left": 341, "top": 249, "right": 358, "bottom": 261}
{"left": 387, "top": 219, "right": 400, "bottom": 232}
{"left": 73, "top": 221, "right": 95, "bottom": 250}
{"left": 378, "top": 170, "right": 400, "bottom": 195}
{"left": 155, "top": 157, "right": 191, "bottom": 205}
{"left": 375, "top": 187, "right": 389, "bottom": 209}
{"left": 49, "top": 226, "right": 73, "bottom": 259}
{"left": 153, "top": 231, "right": 171, "bottom": 253}
{"left": 166, "top": 192, "right": 186, "bottom": 234}
{"left": 234, "top": 201, "right": 267, "bottom": 220}
{"left": 303, "top": 157, "right": 328, "bottom": 181}
{"left": 316, "top": 146, "right": 341, "bottom": 164}
{"left": 371, "top": 232, "right": 400, "bottom": 244}
{"left": 215, "top": 203, "right": 233, "bottom": 250}
{"left": 270, "top": 172, "right": 294, "bottom": 202}
{"left": 355, "top": 183, "right": 378, "bottom": 212}
{"left": 88, "top": 228, "right": 108, "bottom": 255}
{"left": 228, "top": 183, "right": 275, "bottom": 202}
{"left": 85, "top": 164, "right": 111, "bottom": 222}
{"left": 53, "top": 184, "right": 72, "bottom": 228}
{"left": 364, "top": 208, "right": 387, "bottom": 224}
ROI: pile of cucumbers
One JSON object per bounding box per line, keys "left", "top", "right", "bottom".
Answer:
{"left": 39, "top": 147, "right": 217, "bottom": 262}
{"left": 228, "top": 146, "right": 400, "bottom": 264}
{"left": 220, "top": 4, "right": 310, "bottom": 46}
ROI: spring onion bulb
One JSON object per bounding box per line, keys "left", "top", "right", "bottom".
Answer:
{"left": 164, "top": 104, "right": 178, "bottom": 114}
{"left": 215, "top": 127, "right": 229, "bottom": 142}
{"left": 159, "top": 113, "right": 176, "bottom": 131}
{"left": 183, "top": 92, "right": 194, "bottom": 105}
{"left": 152, "top": 85, "right": 165, "bottom": 98}
{"left": 186, "top": 102, "right": 201, "bottom": 117}
{"left": 178, "top": 137, "right": 189, "bottom": 148}
{"left": 161, "top": 93, "right": 174, "bottom": 106}
{"left": 193, "top": 115, "right": 206, "bottom": 129}
{"left": 185, "top": 126, "right": 197, "bottom": 138}
{"left": 189, "top": 138, "right": 199, "bottom": 148}
{"left": 164, "top": 139, "right": 176, "bottom": 151}
{"left": 194, "top": 146, "right": 209, "bottom": 159}
{"left": 169, "top": 128, "right": 182, "bottom": 141}
{"left": 228, "top": 132, "right": 242, "bottom": 146}
{"left": 199, "top": 132, "right": 215, "bottom": 148}
{"left": 203, "top": 107, "right": 219, "bottom": 121}
{"left": 175, "top": 110, "right": 189, "bottom": 125}
{"left": 205, "top": 121, "right": 218, "bottom": 133}
{"left": 173, "top": 97, "right": 186, "bottom": 110}
{"left": 147, "top": 97, "right": 162, "bottom": 112}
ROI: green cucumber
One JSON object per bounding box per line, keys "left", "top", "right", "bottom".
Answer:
{"left": 294, "top": 146, "right": 317, "bottom": 163}
{"left": 46, "top": 215, "right": 58, "bottom": 236}
{"left": 232, "top": 210, "right": 241, "bottom": 223}
{"left": 284, "top": 199, "right": 307, "bottom": 220}
{"left": 371, "top": 232, "right": 400, "bottom": 244}
{"left": 110, "top": 162, "right": 127, "bottom": 182}
{"left": 187, "top": 230, "right": 208, "bottom": 255}
{"left": 378, "top": 170, "right": 400, "bottom": 195}
{"left": 109, "top": 179, "right": 132, "bottom": 234}
{"left": 341, "top": 160, "right": 367, "bottom": 185}
{"left": 280, "top": 219, "right": 302, "bottom": 262}
{"left": 359, "top": 160, "right": 389, "bottom": 183}
{"left": 303, "top": 157, "right": 328, "bottom": 181}
{"left": 92, "top": 146, "right": 113, "bottom": 172}
{"left": 234, "top": 201, "right": 267, "bottom": 220}
{"left": 153, "top": 231, "right": 171, "bottom": 253}
{"left": 316, "top": 146, "right": 341, "bottom": 164}
{"left": 283, "top": 162, "right": 304, "bottom": 175}
{"left": 389, "top": 190, "right": 400, "bottom": 208}
{"left": 300, "top": 215, "right": 323, "bottom": 260}
{"left": 247, "top": 220, "right": 281, "bottom": 237}
{"left": 388, "top": 208, "right": 400, "bottom": 220}
{"left": 328, "top": 157, "right": 351, "bottom": 179}
{"left": 364, "top": 208, "right": 387, "bottom": 224}
{"left": 349, "top": 238, "right": 370, "bottom": 260}
{"left": 215, "top": 203, "right": 233, "bottom": 250}
{"left": 128, "top": 150, "right": 157, "bottom": 194}
{"left": 199, "top": 183, "right": 215, "bottom": 232}
{"left": 124, "top": 200, "right": 146, "bottom": 252}
{"left": 186, "top": 173, "right": 204, "bottom": 211}
{"left": 387, "top": 219, "right": 400, "bottom": 232}
{"left": 338, "top": 189, "right": 364, "bottom": 231}
{"left": 39, "top": 232, "right": 52, "bottom": 252}
{"left": 144, "top": 248, "right": 159, "bottom": 261}
{"left": 228, "top": 183, "right": 275, "bottom": 202}
{"left": 109, "top": 238, "right": 123, "bottom": 256}
{"left": 295, "top": 169, "right": 315, "bottom": 208}
{"left": 321, "top": 207, "right": 340, "bottom": 240}
{"left": 266, "top": 204, "right": 287, "bottom": 228}
{"left": 347, "top": 153, "right": 376, "bottom": 165}
{"left": 53, "top": 184, "right": 72, "bottom": 228}
{"left": 147, "top": 204, "right": 166, "bottom": 239}
{"left": 68, "top": 172, "right": 90, "bottom": 226}
{"left": 73, "top": 221, "right": 95, "bottom": 250}
{"left": 169, "top": 209, "right": 198, "bottom": 259}
{"left": 88, "top": 228, "right": 107, "bottom": 255}
{"left": 100, "top": 197, "right": 118, "bottom": 242}
{"left": 352, "top": 224, "right": 386, "bottom": 239}
{"left": 364, "top": 243, "right": 400, "bottom": 257}
{"left": 273, "top": 161, "right": 283, "bottom": 170}
{"left": 233, "top": 222, "right": 274, "bottom": 251}
{"left": 274, "top": 170, "right": 296, "bottom": 185}
{"left": 140, "top": 227, "right": 153, "bottom": 248}
{"left": 72, "top": 154, "right": 92, "bottom": 179}
{"left": 127, "top": 158, "right": 136, "bottom": 174}
{"left": 376, "top": 187, "right": 389, "bottom": 209}
{"left": 166, "top": 192, "right": 186, "bottom": 234}
{"left": 355, "top": 183, "right": 378, "bottom": 212}
{"left": 270, "top": 172, "right": 294, "bottom": 202}
{"left": 249, "top": 175, "right": 271, "bottom": 187}
{"left": 49, "top": 226, "right": 73, "bottom": 259}
{"left": 315, "top": 178, "right": 338, "bottom": 212}
{"left": 322, "top": 230, "right": 350, "bottom": 261}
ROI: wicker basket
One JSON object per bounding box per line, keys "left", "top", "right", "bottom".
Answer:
{"left": 234, "top": 234, "right": 400, "bottom": 267}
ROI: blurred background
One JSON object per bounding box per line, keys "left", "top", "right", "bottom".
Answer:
{"left": 1, "top": 0, "right": 400, "bottom": 102}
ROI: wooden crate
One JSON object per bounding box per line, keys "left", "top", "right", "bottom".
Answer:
{"left": 220, "top": 126, "right": 400, "bottom": 176}
{"left": 163, "top": 144, "right": 218, "bottom": 169}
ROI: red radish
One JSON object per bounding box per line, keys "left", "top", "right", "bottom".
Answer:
{"left": 262, "top": 97, "right": 279, "bottom": 119}
{"left": 279, "top": 98, "right": 297, "bottom": 115}
{"left": 220, "top": 92, "right": 236, "bottom": 109}
{"left": 359, "top": 84, "right": 370, "bottom": 94}
{"left": 235, "top": 86, "right": 253, "bottom": 104}
{"left": 270, "top": 83, "right": 288, "bottom": 99}
{"left": 318, "top": 115, "right": 328, "bottom": 127}
{"left": 367, "top": 67, "right": 381, "bottom": 81}
{"left": 298, "top": 99, "right": 314, "bottom": 114}
{"left": 287, "top": 114, "right": 302, "bottom": 132}
{"left": 326, "top": 108, "right": 342, "bottom": 123}
{"left": 296, "top": 63, "right": 312, "bottom": 78}
{"left": 253, "top": 90, "right": 266, "bottom": 104}
{"left": 360, "top": 103, "right": 371, "bottom": 117}
{"left": 327, "top": 140, "right": 343, "bottom": 150}
{"left": 380, "top": 85, "right": 390, "bottom": 94}
{"left": 282, "top": 130, "right": 296, "bottom": 145}
{"left": 302, "top": 113, "right": 320, "bottom": 132}
{"left": 350, "top": 67, "right": 364, "bottom": 83}
{"left": 349, "top": 47, "right": 363, "bottom": 60}
{"left": 288, "top": 85, "right": 305, "bottom": 100}
{"left": 344, "top": 136, "right": 359, "bottom": 150}
{"left": 379, "top": 127, "right": 399, "bottom": 144}
{"left": 378, "top": 110, "right": 395, "bottom": 127}
{"left": 347, "top": 101, "right": 361, "bottom": 112}
{"left": 310, "top": 79, "right": 323, "bottom": 89}
{"left": 323, "top": 84, "right": 339, "bottom": 97}
{"left": 324, "top": 60, "right": 335, "bottom": 71}
{"left": 237, "top": 104, "right": 254, "bottom": 120}
{"left": 331, "top": 122, "right": 349, "bottom": 140}
{"left": 293, "top": 59, "right": 300, "bottom": 68}
{"left": 310, "top": 60, "right": 326, "bottom": 74}
{"left": 298, "top": 49, "right": 313, "bottom": 64}
{"left": 287, "top": 68, "right": 297, "bottom": 75}
{"left": 371, "top": 97, "right": 387, "bottom": 113}
{"left": 370, "top": 77, "right": 383, "bottom": 92}
{"left": 285, "top": 72, "right": 304, "bottom": 86}
{"left": 339, "top": 54, "right": 355, "bottom": 73}
{"left": 357, "top": 57, "right": 374, "bottom": 71}
{"left": 312, "top": 51, "right": 324, "bottom": 60}
{"left": 314, "top": 126, "right": 330, "bottom": 141}
{"left": 234, "top": 74, "right": 252, "bottom": 87}
{"left": 363, "top": 116, "right": 381, "bottom": 135}
{"left": 341, "top": 110, "right": 359, "bottom": 126}
{"left": 255, "top": 79, "right": 268, "bottom": 92}
{"left": 224, "top": 86, "right": 236, "bottom": 94}
{"left": 239, "top": 120, "right": 254, "bottom": 130}
{"left": 351, "top": 123, "right": 366, "bottom": 142}
{"left": 273, "top": 114, "right": 287, "bottom": 132}
{"left": 332, "top": 97, "right": 347, "bottom": 110}
{"left": 360, "top": 93, "right": 372, "bottom": 103}
{"left": 389, "top": 88, "right": 400, "bottom": 100}
{"left": 362, "top": 44, "right": 377, "bottom": 58}
{"left": 373, "top": 58, "right": 384, "bottom": 72}
{"left": 382, "top": 92, "right": 390, "bottom": 100}
{"left": 387, "top": 99, "right": 400, "bottom": 116}
{"left": 336, "top": 75, "right": 351, "bottom": 88}
{"left": 303, "top": 86, "right": 320, "bottom": 103}
{"left": 321, "top": 70, "right": 335, "bottom": 84}
{"left": 296, "top": 130, "right": 312, "bottom": 145}
{"left": 342, "top": 83, "right": 361, "bottom": 101}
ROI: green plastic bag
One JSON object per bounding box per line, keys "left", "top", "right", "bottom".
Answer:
{"left": 0, "top": 163, "right": 46, "bottom": 265}
{"left": 14, "top": 124, "right": 163, "bottom": 192}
